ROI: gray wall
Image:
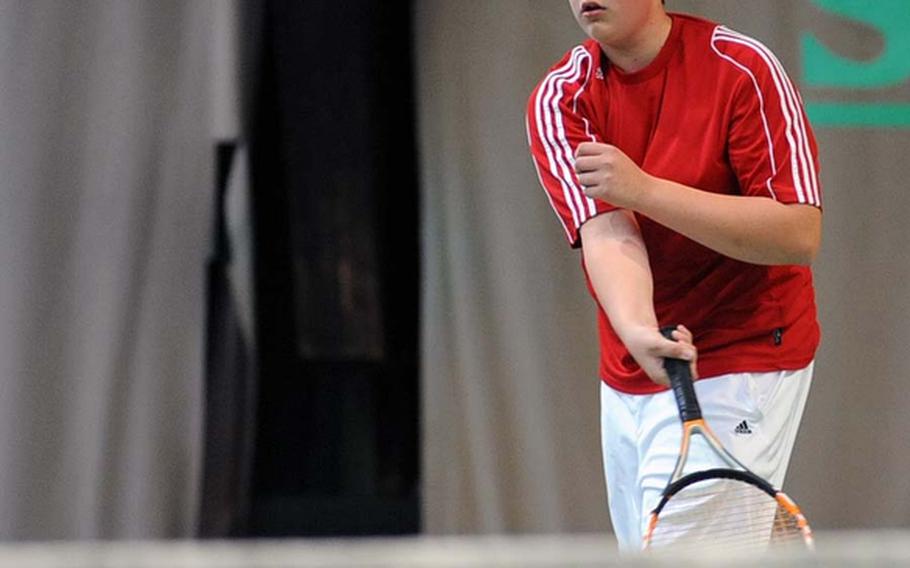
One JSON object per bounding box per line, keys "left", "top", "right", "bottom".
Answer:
{"left": 0, "top": 0, "right": 234, "bottom": 538}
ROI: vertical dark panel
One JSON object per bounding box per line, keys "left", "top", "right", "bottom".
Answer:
{"left": 368, "top": 0, "right": 420, "bottom": 501}
{"left": 279, "top": 0, "right": 385, "bottom": 360}
{"left": 200, "top": 142, "right": 256, "bottom": 538}
{"left": 248, "top": 0, "right": 419, "bottom": 536}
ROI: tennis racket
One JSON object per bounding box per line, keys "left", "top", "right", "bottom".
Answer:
{"left": 641, "top": 327, "right": 813, "bottom": 552}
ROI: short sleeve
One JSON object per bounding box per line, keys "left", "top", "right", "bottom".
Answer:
{"left": 716, "top": 28, "right": 822, "bottom": 207}
{"left": 527, "top": 47, "right": 617, "bottom": 248}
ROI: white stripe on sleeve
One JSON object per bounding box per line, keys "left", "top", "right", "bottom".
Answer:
{"left": 533, "top": 47, "right": 586, "bottom": 228}
{"left": 526, "top": 116, "right": 573, "bottom": 242}
{"left": 714, "top": 28, "right": 819, "bottom": 205}
{"left": 710, "top": 28, "right": 778, "bottom": 200}
{"left": 542, "top": 48, "right": 593, "bottom": 225}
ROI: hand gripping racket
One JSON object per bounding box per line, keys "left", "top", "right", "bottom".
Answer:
{"left": 642, "top": 327, "right": 814, "bottom": 552}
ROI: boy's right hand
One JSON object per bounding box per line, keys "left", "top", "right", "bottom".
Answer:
{"left": 622, "top": 324, "right": 698, "bottom": 387}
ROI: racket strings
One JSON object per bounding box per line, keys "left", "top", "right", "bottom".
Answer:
{"left": 646, "top": 478, "right": 805, "bottom": 553}
{"left": 770, "top": 506, "right": 803, "bottom": 543}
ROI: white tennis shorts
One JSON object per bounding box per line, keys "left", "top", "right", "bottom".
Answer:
{"left": 599, "top": 362, "right": 813, "bottom": 551}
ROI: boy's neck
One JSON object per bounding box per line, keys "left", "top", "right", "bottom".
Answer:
{"left": 601, "top": 11, "right": 672, "bottom": 74}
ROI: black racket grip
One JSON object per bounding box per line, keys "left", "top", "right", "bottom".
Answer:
{"left": 660, "top": 326, "right": 702, "bottom": 422}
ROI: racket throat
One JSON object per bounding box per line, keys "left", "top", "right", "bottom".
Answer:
{"left": 669, "top": 419, "right": 707, "bottom": 481}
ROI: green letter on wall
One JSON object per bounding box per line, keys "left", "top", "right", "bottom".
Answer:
{"left": 803, "top": 0, "right": 910, "bottom": 89}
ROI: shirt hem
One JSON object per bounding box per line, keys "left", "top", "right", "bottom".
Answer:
{"left": 599, "top": 353, "right": 817, "bottom": 395}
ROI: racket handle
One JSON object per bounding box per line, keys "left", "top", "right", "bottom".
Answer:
{"left": 660, "top": 326, "right": 702, "bottom": 422}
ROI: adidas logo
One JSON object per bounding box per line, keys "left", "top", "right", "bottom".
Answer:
{"left": 734, "top": 420, "right": 752, "bottom": 435}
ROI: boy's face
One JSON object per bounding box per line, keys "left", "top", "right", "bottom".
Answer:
{"left": 567, "top": 0, "right": 659, "bottom": 46}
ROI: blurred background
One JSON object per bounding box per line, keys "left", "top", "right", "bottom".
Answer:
{"left": 0, "top": 0, "right": 908, "bottom": 548}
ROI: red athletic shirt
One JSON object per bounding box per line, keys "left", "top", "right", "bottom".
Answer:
{"left": 526, "top": 14, "right": 821, "bottom": 394}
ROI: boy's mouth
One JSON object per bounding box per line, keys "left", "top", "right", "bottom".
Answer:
{"left": 580, "top": 1, "right": 606, "bottom": 17}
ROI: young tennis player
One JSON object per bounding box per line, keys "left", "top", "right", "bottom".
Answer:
{"left": 526, "top": 0, "right": 822, "bottom": 550}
